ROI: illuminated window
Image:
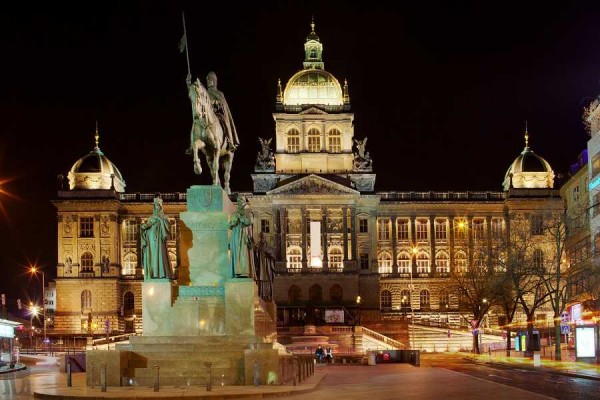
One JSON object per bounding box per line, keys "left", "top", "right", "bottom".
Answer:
{"left": 420, "top": 290, "right": 430, "bottom": 308}
{"left": 380, "top": 290, "right": 392, "bottom": 309}
{"left": 397, "top": 252, "right": 411, "bottom": 274}
{"left": 416, "top": 252, "right": 430, "bottom": 273}
{"left": 123, "top": 219, "right": 139, "bottom": 242}
{"left": 400, "top": 290, "right": 411, "bottom": 310}
{"left": 533, "top": 249, "right": 544, "bottom": 270}
{"left": 287, "top": 246, "right": 302, "bottom": 271}
{"left": 491, "top": 219, "right": 503, "bottom": 239}
{"left": 81, "top": 290, "right": 92, "bottom": 311}
{"left": 455, "top": 251, "right": 467, "bottom": 273}
{"left": 287, "top": 129, "right": 300, "bottom": 153}
{"left": 328, "top": 246, "right": 343, "bottom": 271}
{"left": 330, "top": 284, "right": 343, "bottom": 303}
{"left": 378, "top": 218, "right": 391, "bottom": 240}
{"left": 122, "top": 253, "right": 136, "bottom": 276}
{"left": 307, "top": 128, "right": 321, "bottom": 152}
{"left": 531, "top": 215, "right": 544, "bottom": 235}
{"left": 573, "top": 185, "right": 580, "bottom": 202}
{"left": 439, "top": 290, "right": 450, "bottom": 309}
{"left": 168, "top": 251, "right": 177, "bottom": 274}
{"left": 359, "top": 218, "right": 368, "bottom": 233}
{"left": 288, "top": 285, "right": 301, "bottom": 303}
{"left": 81, "top": 252, "right": 93, "bottom": 272}
{"left": 435, "top": 251, "right": 449, "bottom": 273}
{"left": 473, "top": 219, "right": 485, "bottom": 240}
{"left": 80, "top": 217, "right": 94, "bottom": 238}
{"left": 309, "top": 284, "right": 323, "bottom": 302}
{"left": 168, "top": 219, "right": 177, "bottom": 241}
{"left": 378, "top": 251, "right": 392, "bottom": 274}
{"left": 435, "top": 219, "right": 447, "bottom": 241}
{"left": 397, "top": 219, "right": 409, "bottom": 241}
{"left": 416, "top": 219, "right": 428, "bottom": 241}
{"left": 328, "top": 129, "right": 341, "bottom": 153}
{"left": 454, "top": 219, "right": 467, "bottom": 240}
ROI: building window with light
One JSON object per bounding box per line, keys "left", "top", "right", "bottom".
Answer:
{"left": 380, "top": 290, "right": 392, "bottom": 309}
{"left": 491, "top": 218, "right": 503, "bottom": 239}
{"left": 435, "top": 251, "right": 449, "bottom": 273}
{"left": 80, "top": 217, "right": 94, "bottom": 238}
{"left": 81, "top": 252, "right": 93, "bottom": 273}
{"left": 122, "top": 253, "right": 136, "bottom": 276}
{"left": 435, "top": 219, "right": 447, "bottom": 241}
{"left": 439, "top": 290, "right": 450, "bottom": 310}
{"left": 328, "top": 129, "right": 342, "bottom": 153}
{"left": 123, "top": 219, "right": 139, "bottom": 242}
{"left": 416, "top": 219, "right": 428, "bottom": 241}
{"left": 416, "top": 251, "right": 430, "bottom": 273}
{"left": 287, "top": 129, "right": 300, "bottom": 153}
{"left": 401, "top": 290, "right": 411, "bottom": 310}
{"left": 81, "top": 290, "right": 92, "bottom": 311}
{"left": 397, "top": 219, "right": 409, "bottom": 241}
{"left": 420, "top": 290, "right": 430, "bottom": 309}
{"left": 378, "top": 218, "right": 391, "bottom": 240}
{"left": 359, "top": 218, "right": 368, "bottom": 233}
{"left": 573, "top": 185, "right": 580, "bottom": 202}
{"left": 531, "top": 215, "right": 544, "bottom": 235}
{"left": 307, "top": 128, "right": 321, "bottom": 152}
{"left": 533, "top": 248, "right": 544, "bottom": 270}
{"left": 328, "top": 246, "right": 343, "bottom": 271}
{"left": 378, "top": 251, "right": 392, "bottom": 274}
{"left": 286, "top": 246, "right": 302, "bottom": 271}
{"left": 454, "top": 251, "right": 467, "bottom": 273}
{"left": 168, "top": 219, "right": 177, "bottom": 241}
{"left": 472, "top": 219, "right": 485, "bottom": 240}
{"left": 397, "top": 252, "right": 411, "bottom": 274}
{"left": 454, "top": 219, "right": 467, "bottom": 240}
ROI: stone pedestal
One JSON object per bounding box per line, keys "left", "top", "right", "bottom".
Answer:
{"left": 225, "top": 279, "right": 257, "bottom": 336}
{"left": 141, "top": 280, "right": 173, "bottom": 336}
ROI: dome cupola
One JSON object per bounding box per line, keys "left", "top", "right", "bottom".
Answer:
{"left": 503, "top": 126, "right": 554, "bottom": 190}
{"left": 67, "top": 127, "right": 126, "bottom": 192}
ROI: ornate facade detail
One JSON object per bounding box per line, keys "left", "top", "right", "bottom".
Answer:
{"left": 269, "top": 175, "right": 358, "bottom": 196}
{"left": 79, "top": 242, "right": 96, "bottom": 253}
{"left": 100, "top": 215, "right": 110, "bottom": 237}
{"left": 353, "top": 137, "right": 373, "bottom": 172}
{"left": 255, "top": 137, "right": 275, "bottom": 172}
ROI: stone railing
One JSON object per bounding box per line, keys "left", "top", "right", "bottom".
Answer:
{"left": 379, "top": 191, "right": 505, "bottom": 201}
{"left": 361, "top": 326, "right": 407, "bottom": 349}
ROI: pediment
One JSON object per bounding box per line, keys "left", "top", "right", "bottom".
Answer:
{"left": 299, "top": 107, "right": 328, "bottom": 115}
{"left": 268, "top": 174, "right": 359, "bottom": 196}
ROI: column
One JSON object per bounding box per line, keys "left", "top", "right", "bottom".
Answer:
{"left": 448, "top": 216, "right": 455, "bottom": 274}
{"left": 390, "top": 216, "right": 397, "bottom": 273}
{"left": 486, "top": 216, "right": 493, "bottom": 258}
{"left": 429, "top": 216, "right": 436, "bottom": 277}
{"left": 370, "top": 212, "right": 378, "bottom": 272}
{"left": 274, "top": 208, "right": 281, "bottom": 262}
{"left": 279, "top": 208, "right": 287, "bottom": 262}
{"left": 351, "top": 207, "right": 358, "bottom": 262}
{"left": 410, "top": 216, "right": 417, "bottom": 276}
{"left": 467, "top": 216, "right": 473, "bottom": 266}
{"left": 301, "top": 207, "right": 308, "bottom": 272}
{"left": 342, "top": 207, "right": 349, "bottom": 261}
{"left": 322, "top": 207, "right": 329, "bottom": 272}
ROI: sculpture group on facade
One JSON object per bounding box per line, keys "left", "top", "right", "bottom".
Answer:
{"left": 255, "top": 137, "right": 275, "bottom": 171}
{"left": 186, "top": 72, "right": 237, "bottom": 194}
{"left": 141, "top": 197, "right": 172, "bottom": 280}
{"left": 353, "top": 137, "right": 373, "bottom": 171}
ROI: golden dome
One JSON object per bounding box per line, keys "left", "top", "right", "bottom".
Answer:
{"left": 503, "top": 146, "right": 554, "bottom": 190}
{"left": 283, "top": 69, "right": 344, "bottom": 106}
{"left": 67, "top": 137, "right": 126, "bottom": 192}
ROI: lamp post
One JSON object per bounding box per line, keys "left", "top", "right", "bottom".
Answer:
{"left": 355, "top": 295, "right": 361, "bottom": 325}
{"left": 30, "top": 266, "right": 46, "bottom": 342}
{"left": 29, "top": 304, "right": 39, "bottom": 350}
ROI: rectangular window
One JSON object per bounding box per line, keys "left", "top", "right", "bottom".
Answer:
{"left": 397, "top": 220, "right": 409, "bottom": 241}
{"left": 573, "top": 185, "right": 580, "bottom": 202}
{"left": 435, "top": 220, "right": 447, "bottom": 241}
{"left": 416, "top": 219, "right": 428, "bottom": 241}
{"left": 328, "top": 136, "right": 341, "bottom": 153}
{"left": 491, "top": 218, "right": 503, "bottom": 239}
{"left": 359, "top": 253, "right": 369, "bottom": 270}
{"left": 531, "top": 215, "right": 544, "bottom": 235}
{"left": 307, "top": 136, "right": 321, "bottom": 152}
{"left": 378, "top": 218, "right": 391, "bottom": 240}
{"left": 169, "top": 219, "right": 177, "bottom": 241}
{"left": 261, "top": 219, "right": 271, "bottom": 233}
{"left": 287, "top": 136, "right": 300, "bottom": 153}
{"left": 123, "top": 219, "right": 139, "bottom": 242}
{"left": 472, "top": 219, "right": 485, "bottom": 240}
{"left": 454, "top": 219, "right": 467, "bottom": 240}
{"left": 359, "top": 219, "right": 368, "bottom": 233}
{"left": 80, "top": 217, "right": 94, "bottom": 238}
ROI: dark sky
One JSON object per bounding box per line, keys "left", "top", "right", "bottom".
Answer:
{"left": 1, "top": 2, "right": 599, "bottom": 308}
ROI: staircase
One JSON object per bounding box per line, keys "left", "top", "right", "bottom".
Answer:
{"left": 361, "top": 326, "right": 407, "bottom": 351}
{"left": 408, "top": 325, "right": 503, "bottom": 352}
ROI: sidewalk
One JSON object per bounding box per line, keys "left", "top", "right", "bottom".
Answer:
{"left": 465, "top": 351, "right": 600, "bottom": 380}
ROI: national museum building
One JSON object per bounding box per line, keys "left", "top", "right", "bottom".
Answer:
{"left": 51, "top": 23, "right": 561, "bottom": 338}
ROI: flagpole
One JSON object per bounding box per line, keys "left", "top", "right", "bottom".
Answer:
{"left": 182, "top": 11, "right": 191, "bottom": 78}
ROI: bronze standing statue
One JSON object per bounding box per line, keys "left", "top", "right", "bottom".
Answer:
{"left": 229, "top": 196, "right": 253, "bottom": 278}
{"left": 141, "top": 197, "right": 173, "bottom": 280}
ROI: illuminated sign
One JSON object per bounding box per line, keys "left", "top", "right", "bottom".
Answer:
{"left": 576, "top": 327, "right": 596, "bottom": 358}
{"left": 589, "top": 175, "right": 600, "bottom": 190}
{"left": 571, "top": 303, "right": 583, "bottom": 324}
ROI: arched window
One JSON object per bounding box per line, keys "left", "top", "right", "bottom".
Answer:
{"left": 400, "top": 290, "right": 411, "bottom": 310}
{"left": 454, "top": 251, "right": 467, "bottom": 273}
{"left": 416, "top": 251, "right": 430, "bottom": 273}
{"left": 439, "top": 290, "right": 450, "bottom": 310}
{"left": 81, "top": 252, "right": 94, "bottom": 272}
{"left": 287, "top": 129, "right": 300, "bottom": 153}
{"left": 287, "top": 246, "right": 302, "bottom": 271}
{"left": 378, "top": 251, "right": 393, "bottom": 274}
{"left": 122, "top": 253, "right": 137, "bottom": 276}
{"left": 533, "top": 249, "right": 544, "bottom": 270}
{"left": 81, "top": 290, "right": 92, "bottom": 311}
{"left": 381, "top": 290, "right": 392, "bottom": 309}
{"left": 309, "top": 284, "right": 323, "bottom": 302}
{"left": 330, "top": 284, "right": 343, "bottom": 303}
{"left": 168, "top": 251, "right": 177, "bottom": 274}
{"left": 397, "top": 252, "right": 411, "bottom": 274}
{"left": 420, "top": 289, "right": 430, "bottom": 309}
{"left": 307, "top": 128, "right": 321, "bottom": 152}
{"left": 288, "top": 285, "right": 301, "bottom": 303}
{"left": 327, "top": 129, "right": 341, "bottom": 153}
{"left": 435, "top": 251, "right": 449, "bottom": 273}
{"left": 123, "top": 292, "right": 134, "bottom": 316}
{"left": 328, "top": 246, "right": 343, "bottom": 271}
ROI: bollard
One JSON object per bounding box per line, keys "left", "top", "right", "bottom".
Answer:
{"left": 253, "top": 359, "right": 260, "bottom": 387}
{"left": 292, "top": 359, "right": 297, "bottom": 386}
{"left": 66, "top": 359, "right": 72, "bottom": 387}
{"left": 205, "top": 362, "right": 212, "bottom": 392}
{"left": 153, "top": 365, "right": 160, "bottom": 392}
{"left": 100, "top": 362, "right": 107, "bottom": 392}
{"left": 90, "top": 362, "right": 95, "bottom": 389}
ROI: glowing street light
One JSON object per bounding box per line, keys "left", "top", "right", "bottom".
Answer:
{"left": 29, "top": 266, "right": 46, "bottom": 342}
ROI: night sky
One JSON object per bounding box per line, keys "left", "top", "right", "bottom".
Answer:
{"left": 1, "top": 2, "right": 599, "bottom": 310}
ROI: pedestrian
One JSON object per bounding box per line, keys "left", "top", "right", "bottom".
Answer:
{"left": 315, "top": 345, "right": 325, "bottom": 364}
{"left": 325, "top": 346, "right": 333, "bottom": 364}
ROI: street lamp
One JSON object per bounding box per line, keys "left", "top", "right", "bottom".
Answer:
{"left": 356, "top": 295, "right": 361, "bottom": 325}
{"left": 30, "top": 266, "right": 46, "bottom": 342}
